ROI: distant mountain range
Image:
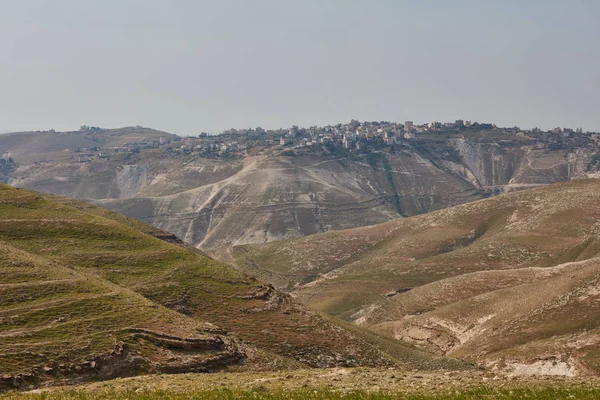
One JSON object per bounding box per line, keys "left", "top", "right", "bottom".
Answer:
{"left": 1, "top": 123, "right": 599, "bottom": 249}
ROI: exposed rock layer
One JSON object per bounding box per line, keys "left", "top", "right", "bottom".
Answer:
{"left": 2, "top": 128, "right": 598, "bottom": 248}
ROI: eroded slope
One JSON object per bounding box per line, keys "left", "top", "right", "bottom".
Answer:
{"left": 4, "top": 128, "right": 599, "bottom": 249}
{"left": 1, "top": 184, "right": 465, "bottom": 389}
{"left": 219, "top": 179, "right": 600, "bottom": 375}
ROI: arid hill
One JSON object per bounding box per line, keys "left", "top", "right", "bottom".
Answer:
{"left": 0, "top": 184, "right": 471, "bottom": 390}
{"left": 2, "top": 126, "right": 599, "bottom": 249}
{"left": 216, "top": 179, "right": 600, "bottom": 376}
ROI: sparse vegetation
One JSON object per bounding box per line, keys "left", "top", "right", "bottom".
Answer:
{"left": 2, "top": 368, "right": 599, "bottom": 399}
{"left": 222, "top": 179, "right": 600, "bottom": 376}
{"left": 4, "top": 388, "right": 600, "bottom": 400}
{"left": 0, "top": 185, "right": 421, "bottom": 391}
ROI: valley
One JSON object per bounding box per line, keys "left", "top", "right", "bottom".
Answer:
{"left": 0, "top": 184, "right": 468, "bottom": 391}
{"left": 3, "top": 1, "right": 599, "bottom": 397}
{"left": 1, "top": 123, "right": 600, "bottom": 394}
{"left": 216, "top": 179, "right": 600, "bottom": 377}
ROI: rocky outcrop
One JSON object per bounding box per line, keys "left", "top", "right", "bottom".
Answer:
{"left": 0, "top": 158, "right": 15, "bottom": 184}
{"left": 115, "top": 165, "right": 146, "bottom": 198}
{"left": 0, "top": 334, "right": 245, "bottom": 391}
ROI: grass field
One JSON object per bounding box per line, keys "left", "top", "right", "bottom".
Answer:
{"left": 2, "top": 368, "right": 599, "bottom": 400}
{"left": 4, "top": 388, "right": 600, "bottom": 400}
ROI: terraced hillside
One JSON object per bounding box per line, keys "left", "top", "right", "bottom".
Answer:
{"left": 216, "top": 179, "right": 600, "bottom": 376}
{"left": 0, "top": 242, "right": 245, "bottom": 385}
{"left": 3, "top": 127, "right": 599, "bottom": 249}
{"left": 0, "top": 184, "right": 472, "bottom": 390}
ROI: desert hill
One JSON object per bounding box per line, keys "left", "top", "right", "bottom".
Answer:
{"left": 2, "top": 125, "right": 599, "bottom": 249}
{"left": 0, "top": 184, "right": 473, "bottom": 390}
{"left": 0, "top": 127, "right": 176, "bottom": 164}
{"left": 216, "top": 179, "right": 600, "bottom": 376}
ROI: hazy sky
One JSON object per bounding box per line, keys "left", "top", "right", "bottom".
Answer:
{"left": 1, "top": 0, "right": 599, "bottom": 135}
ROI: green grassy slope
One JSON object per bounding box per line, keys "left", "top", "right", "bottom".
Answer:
{"left": 2, "top": 184, "right": 464, "bottom": 390}
{"left": 46, "top": 188, "right": 473, "bottom": 372}
{"left": 0, "top": 240, "right": 243, "bottom": 389}
{"left": 0, "top": 186, "right": 247, "bottom": 389}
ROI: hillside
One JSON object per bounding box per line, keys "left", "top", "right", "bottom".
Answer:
{"left": 3, "top": 125, "right": 599, "bottom": 249}
{"left": 216, "top": 179, "right": 600, "bottom": 376}
{"left": 0, "top": 184, "right": 471, "bottom": 390}
{"left": 0, "top": 127, "right": 176, "bottom": 164}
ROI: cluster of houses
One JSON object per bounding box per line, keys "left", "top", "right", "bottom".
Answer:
{"left": 217, "top": 119, "right": 482, "bottom": 152}
{"left": 129, "top": 120, "right": 599, "bottom": 157}
{"left": 241, "top": 119, "right": 595, "bottom": 152}
{"left": 64, "top": 149, "right": 111, "bottom": 163}
{"left": 66, "top": 120, "right": 598, "bottom": 162}
{"left": 178, "top": 137, "right": 249, "bottom": 154}
{"left": 213, "top": 119, "right": 523, "bottom": 152}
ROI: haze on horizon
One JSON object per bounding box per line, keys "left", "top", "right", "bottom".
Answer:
{"left": 0, "top": 0, "right": 598, "bottom": 135}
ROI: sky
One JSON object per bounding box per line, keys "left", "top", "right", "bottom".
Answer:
{"left": 0, "top": 0, "right": 599, "bottom": 135}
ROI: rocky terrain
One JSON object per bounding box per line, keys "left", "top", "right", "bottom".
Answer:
{"left": 1, "top": 125, "right": 599, "bottom": 249}
{"left": 0, "top": 184, "right": 469, "bottom": 391}
{"left": 0, "top": 157, "right": 15, "bottom": 184}
{"left": 216, "top": 179, "right": 600, "bottom": 377}
{"left": 2, "top": 127, "right": 600, "bottom": 392}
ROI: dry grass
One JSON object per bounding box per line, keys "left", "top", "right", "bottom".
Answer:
{"left": 221, "top": 179, "right": 600, "bottom": 375}
{"left": 0, "top": 184, "right": 427, "bottom": 391}
{"left": 3, "top": 368, "right": 600, "bottom": 399}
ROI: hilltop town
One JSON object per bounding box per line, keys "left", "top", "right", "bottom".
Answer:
{"left": 21, "top": 120, "right": 597, "bottom": 165}
{"left": 3, "top": 118, "right": 600, "bottom": 249}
